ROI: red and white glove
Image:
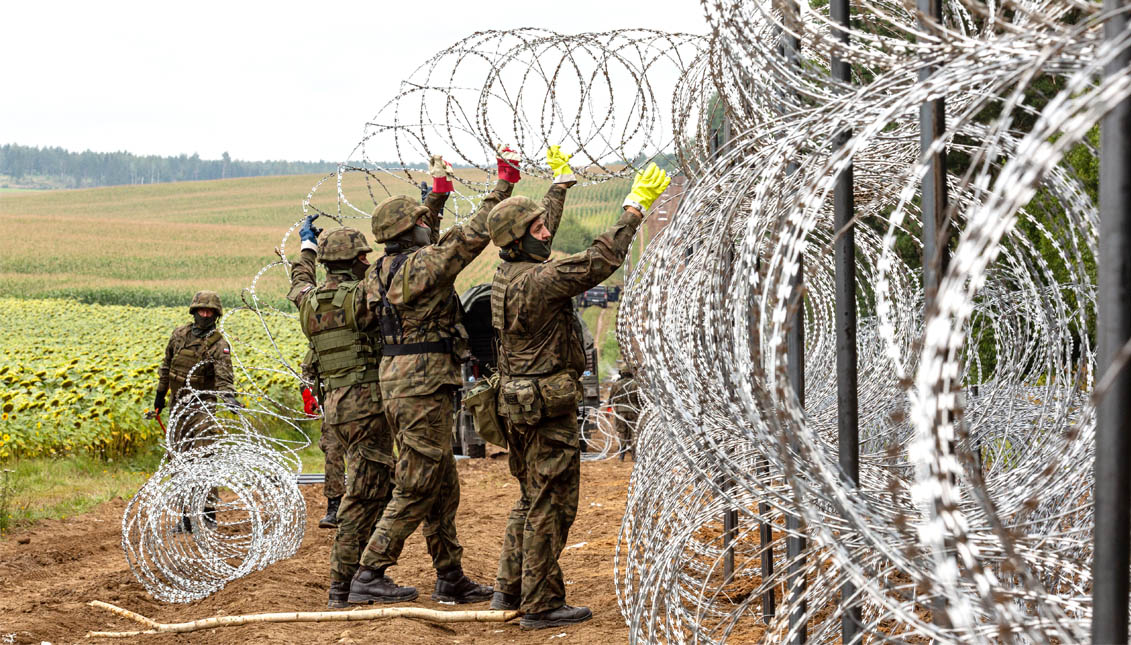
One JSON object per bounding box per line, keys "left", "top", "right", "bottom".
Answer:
{"left": 429, "top": 154, "right": 454, "bottom": 194}
{"left": 496, "top": 144, "right": 521, "bottom": 183}
{"left": 301, "top": 387, "right": 320, "bottom": 417}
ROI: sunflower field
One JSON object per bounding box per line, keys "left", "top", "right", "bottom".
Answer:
{"left": 0, "top": 297, "right": 307, "bottom": 461}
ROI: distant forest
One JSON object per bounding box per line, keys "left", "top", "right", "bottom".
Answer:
{"left": 0, "top": 143, "right": 348, "bottom": 189}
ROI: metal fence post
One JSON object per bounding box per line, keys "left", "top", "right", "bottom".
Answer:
{"left": 831, "top": 0, "right": 861, "bottom": 639}
{"left": 1092, "top": 0, "right": 1131, "bottom": 640}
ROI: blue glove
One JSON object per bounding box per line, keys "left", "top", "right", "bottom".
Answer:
{"left": 300, "top": 215, "right": 322, "bottom": 244}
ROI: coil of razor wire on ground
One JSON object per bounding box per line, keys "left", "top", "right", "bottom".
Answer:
{"left": 121, "top": 297, "right": 323, "bottom": 602}
{"left": 611, "top": 0, "right": 1126, "bottom": 641}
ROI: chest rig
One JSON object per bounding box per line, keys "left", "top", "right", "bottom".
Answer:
{"left": 300, "top": 276, "right": 381, "bottom": 391}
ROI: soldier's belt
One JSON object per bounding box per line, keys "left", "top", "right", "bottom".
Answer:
{"left": 382, "top": 339, "right": 453, "bottom": 356}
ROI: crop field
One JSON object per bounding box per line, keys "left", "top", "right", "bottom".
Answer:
{"left": 0, "top": 171, "right": 632, "bottom": 469}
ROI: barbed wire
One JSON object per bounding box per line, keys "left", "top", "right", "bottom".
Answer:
{"left": 117, "top": 8, "right": 1127, "bottom": 640}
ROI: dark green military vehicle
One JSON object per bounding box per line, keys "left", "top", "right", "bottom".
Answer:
{"left": 453, "top": 284, "right": 600, "bottom": 457}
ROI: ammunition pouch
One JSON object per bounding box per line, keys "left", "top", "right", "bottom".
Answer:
{"left": 462, "top": 373, "right": 506, "bottom": 448}
{"left": 497, "top": 370, "right": 580, "bottom": 426}
{"left": 538, "top": 371, "right": 581, "bottom": 419}
{"left": 499, "top": 378, "right": 543, "bottom": 426}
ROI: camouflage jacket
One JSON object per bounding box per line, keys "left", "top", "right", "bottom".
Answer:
{"left": 288, "top": 249, "right": 384, "bottom": 425}
{"left": 493, "top": 206, "right": 642, "bottom": 378}
{"left": 365, "top": 180, "right": 513, "bottom": 399}
{"left": 609, "top": 374, "right": 641, "bottom": 418}
{"left": 158, "top": 324, "right": 234, "bottom": 402}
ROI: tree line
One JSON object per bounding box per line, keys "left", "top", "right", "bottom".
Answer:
{"left": 0, "top": 144, "right": 346, "bottom": 189}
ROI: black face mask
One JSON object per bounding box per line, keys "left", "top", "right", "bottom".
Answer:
{"left": 193, "top": 312, "right": 217, "bottom": 331}
{"left": 412, "top": 225, "right": 431, "bottom": 247}
{"left": 352, "top": 257, "right": 369, "bottom": 280}
{"left": 519, "top": 232, "right": 551, "bottom": 262}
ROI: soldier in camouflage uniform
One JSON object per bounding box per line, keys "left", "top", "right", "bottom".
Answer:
{"left": 608, "top": 362, "right": 641, "bottom": 461}
{"left": 487, "top": 155, "right": 669, "bottom": 629}
{"left": 154, "top": 290, "right": 236, "bottom": 532}
{"left": 301, "top": 351, "right": 346, "bottom": 528}
{"left": 287, "top": 221, "right": 412, "bottom": 609}
{"left": 346, "top": 151, "right": 516, "bottom": 606}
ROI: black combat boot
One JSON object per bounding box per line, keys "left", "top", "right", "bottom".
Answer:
{"left": 489, "top": 590, "right": 520, "bottom": 611}
{"left": 519, "top": 604, "right": 593, "bottom": 630}
{"left": 347, "top": 566, "right": 418, "bottom": 604}
{"left": 319, "top": 496, "right": 341, "bottom": 529}
{"left": 432, "top": 566, "right": 493, "bottom": 604}
{"left": 327, "top": 580, "right": 350, "bottom": 609}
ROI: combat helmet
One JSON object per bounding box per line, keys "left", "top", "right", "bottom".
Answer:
{"left": 188, "top": 290, "right": 223, "bottom": 317}
{"left": 488, "top": 196, "right": 545, "bottom": 247}
{"left": 318, "top": 227, "right": 372, "bottom": 263}
{"left": 372, "top": 195, "right": 428, "bottom": 243}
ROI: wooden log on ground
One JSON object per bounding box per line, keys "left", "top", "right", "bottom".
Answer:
{"left": 86, "top": 600, "right": 520, "bottom": 638}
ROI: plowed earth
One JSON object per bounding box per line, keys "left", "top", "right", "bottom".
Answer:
{"left": 0, "top": 457, "right": 634, "bottom": 645}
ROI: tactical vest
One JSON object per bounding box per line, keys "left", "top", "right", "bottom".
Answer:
{"left": 168, "top": 330, "right": 223, "bottom": 399}
{"left": 375, "top": 253, "right": 463, "bottom": 357}
{"left": 300, "top": 276, "right": 382, "bottom": 392}
{"left": 491, "top": 262, "right": 586, "bottom": 378}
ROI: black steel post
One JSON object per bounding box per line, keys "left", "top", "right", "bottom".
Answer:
{"left": 1092, "top": 1, "right": 1131, "bottom": 641}
{"left": 831, "top": 0, "right": 860, "bottom": 639}
{"left": 787, "top": 254, "right": 807, "bottom": 645}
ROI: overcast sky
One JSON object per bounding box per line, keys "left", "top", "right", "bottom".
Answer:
{"left": 2, "top": 1, "right": 708, "bottom": 163}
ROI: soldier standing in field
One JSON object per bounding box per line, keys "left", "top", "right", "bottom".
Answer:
{"left": 345, "top": 150, "right": 514, "bottom": 606}
{"left": 487, "top": 157, "right": 669, "bottom": 629}
{"left": 300, "top": 350, "right": 345, "bottom": 529}
{"left": 608, "top": 361, "right": 641, "bottom": 461}
{"left": 287, "top": 221, "right": 412, "bottom": 609}
{"left": 153, "top": 290, "right": 236, "bottom": 532}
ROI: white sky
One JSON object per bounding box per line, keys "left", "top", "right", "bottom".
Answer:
{"left": 1, "top": 1, "right": 708, "bottom": 163}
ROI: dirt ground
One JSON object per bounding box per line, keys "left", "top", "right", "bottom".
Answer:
{"left": 0, "top": 457, "right": 635, "bottom": 645}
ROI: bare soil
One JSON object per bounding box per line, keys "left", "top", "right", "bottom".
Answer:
{"left": 0, "top": 457, "right": 634, "bottom": 645}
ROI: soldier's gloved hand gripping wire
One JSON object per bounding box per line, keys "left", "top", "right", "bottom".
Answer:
{"left": 623, "top": 163, "right": 671, "bottom": 215}
{"left": 300, "top": 215, "right": 323, "bottom": 246}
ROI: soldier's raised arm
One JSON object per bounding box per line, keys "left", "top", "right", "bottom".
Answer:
{"left": 541, "top": 145, "right": 577, "bottom": 238}
{"left": 422, "top": 155, "right": 454, "bottom": 241}
{"left": 526, "top": 163, "right": 670, "bottom": 302}
{"left": 286, "top": 215, "right": 323, "bottom": 309}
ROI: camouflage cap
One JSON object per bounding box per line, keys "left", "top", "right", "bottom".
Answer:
{"left": 188, "top": 290, "right": 223, "bottom": 317}
{"left": 372, "top": 195, "right": 428, "bottom": 243}
{"left": 317, "top": 227, "right": 372, "bottom": 262}
{"left": 487, "top": 196, "right": 545, "bottom": 247}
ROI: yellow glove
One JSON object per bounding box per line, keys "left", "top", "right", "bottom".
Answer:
{"left": 546, "top": 145, "right": 576, "bottom": 185}
{"left": 623, "top": 163, "right": 671, "bottom": 212}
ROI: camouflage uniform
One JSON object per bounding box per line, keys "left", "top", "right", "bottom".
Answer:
{"left": 358, "top": 183, "right": 511, "bottom": 576}
{"left": 609, "top": 370, "right": 641, "bottom": 460}
{"left": 287, "top": 242, "right": 394, "bottom": 587}
{"left": 157, "top": 311, "right": 234, "bottom": 451}
{"left": 302, "top": 352, "right": 346, "bottom": 500}
{"left": 491, "top": 195, "right": 640, "bottom": 615}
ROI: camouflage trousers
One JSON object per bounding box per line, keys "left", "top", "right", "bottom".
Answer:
{"left": 495, "top": 412, "right": 581, "bottom": 614}
{"left": 361, "top": 389, "right": 463, "bottom": 573}
{"left": 319, "top": 423, "right": 347, "bottom": 499}
{"left": 615, "top": 412, "right": 637, "bottom": 457}
{"left": 328, "top": 412, "right": 395, "bottom": 584}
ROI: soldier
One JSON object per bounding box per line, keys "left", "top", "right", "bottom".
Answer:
{"left": 487, "top": 157, "right": 669, "bottom": 630}
{"left": 608, "top": 361, "right": 641, "bottom": 461}
{"left": 153, "top": 290, "right": 236, "bottom": 532}
{"left": 287, "top": 220, "right": 409, "bottom": 609}
{"left": 346, "top": 149, "right": 519, "bottom": 606}
{"left": 301, "top": 351, "right": 345, "bottom": 529}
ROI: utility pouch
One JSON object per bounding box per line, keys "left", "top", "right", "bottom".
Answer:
{"left": 539, "top": 371, "right": 580, "bottom": 419}
{"left": 463, "top": 373, "right": 506, "bottom": 448}
{"left": 499, "top": 378, "right": 542, "bottom": 426}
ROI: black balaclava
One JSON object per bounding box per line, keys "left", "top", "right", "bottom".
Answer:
{"left": 192, "top": 310, "right": 217, "bottom": 336}
{"left": 519, "top": 231, "right": 551, "bottom": 262}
